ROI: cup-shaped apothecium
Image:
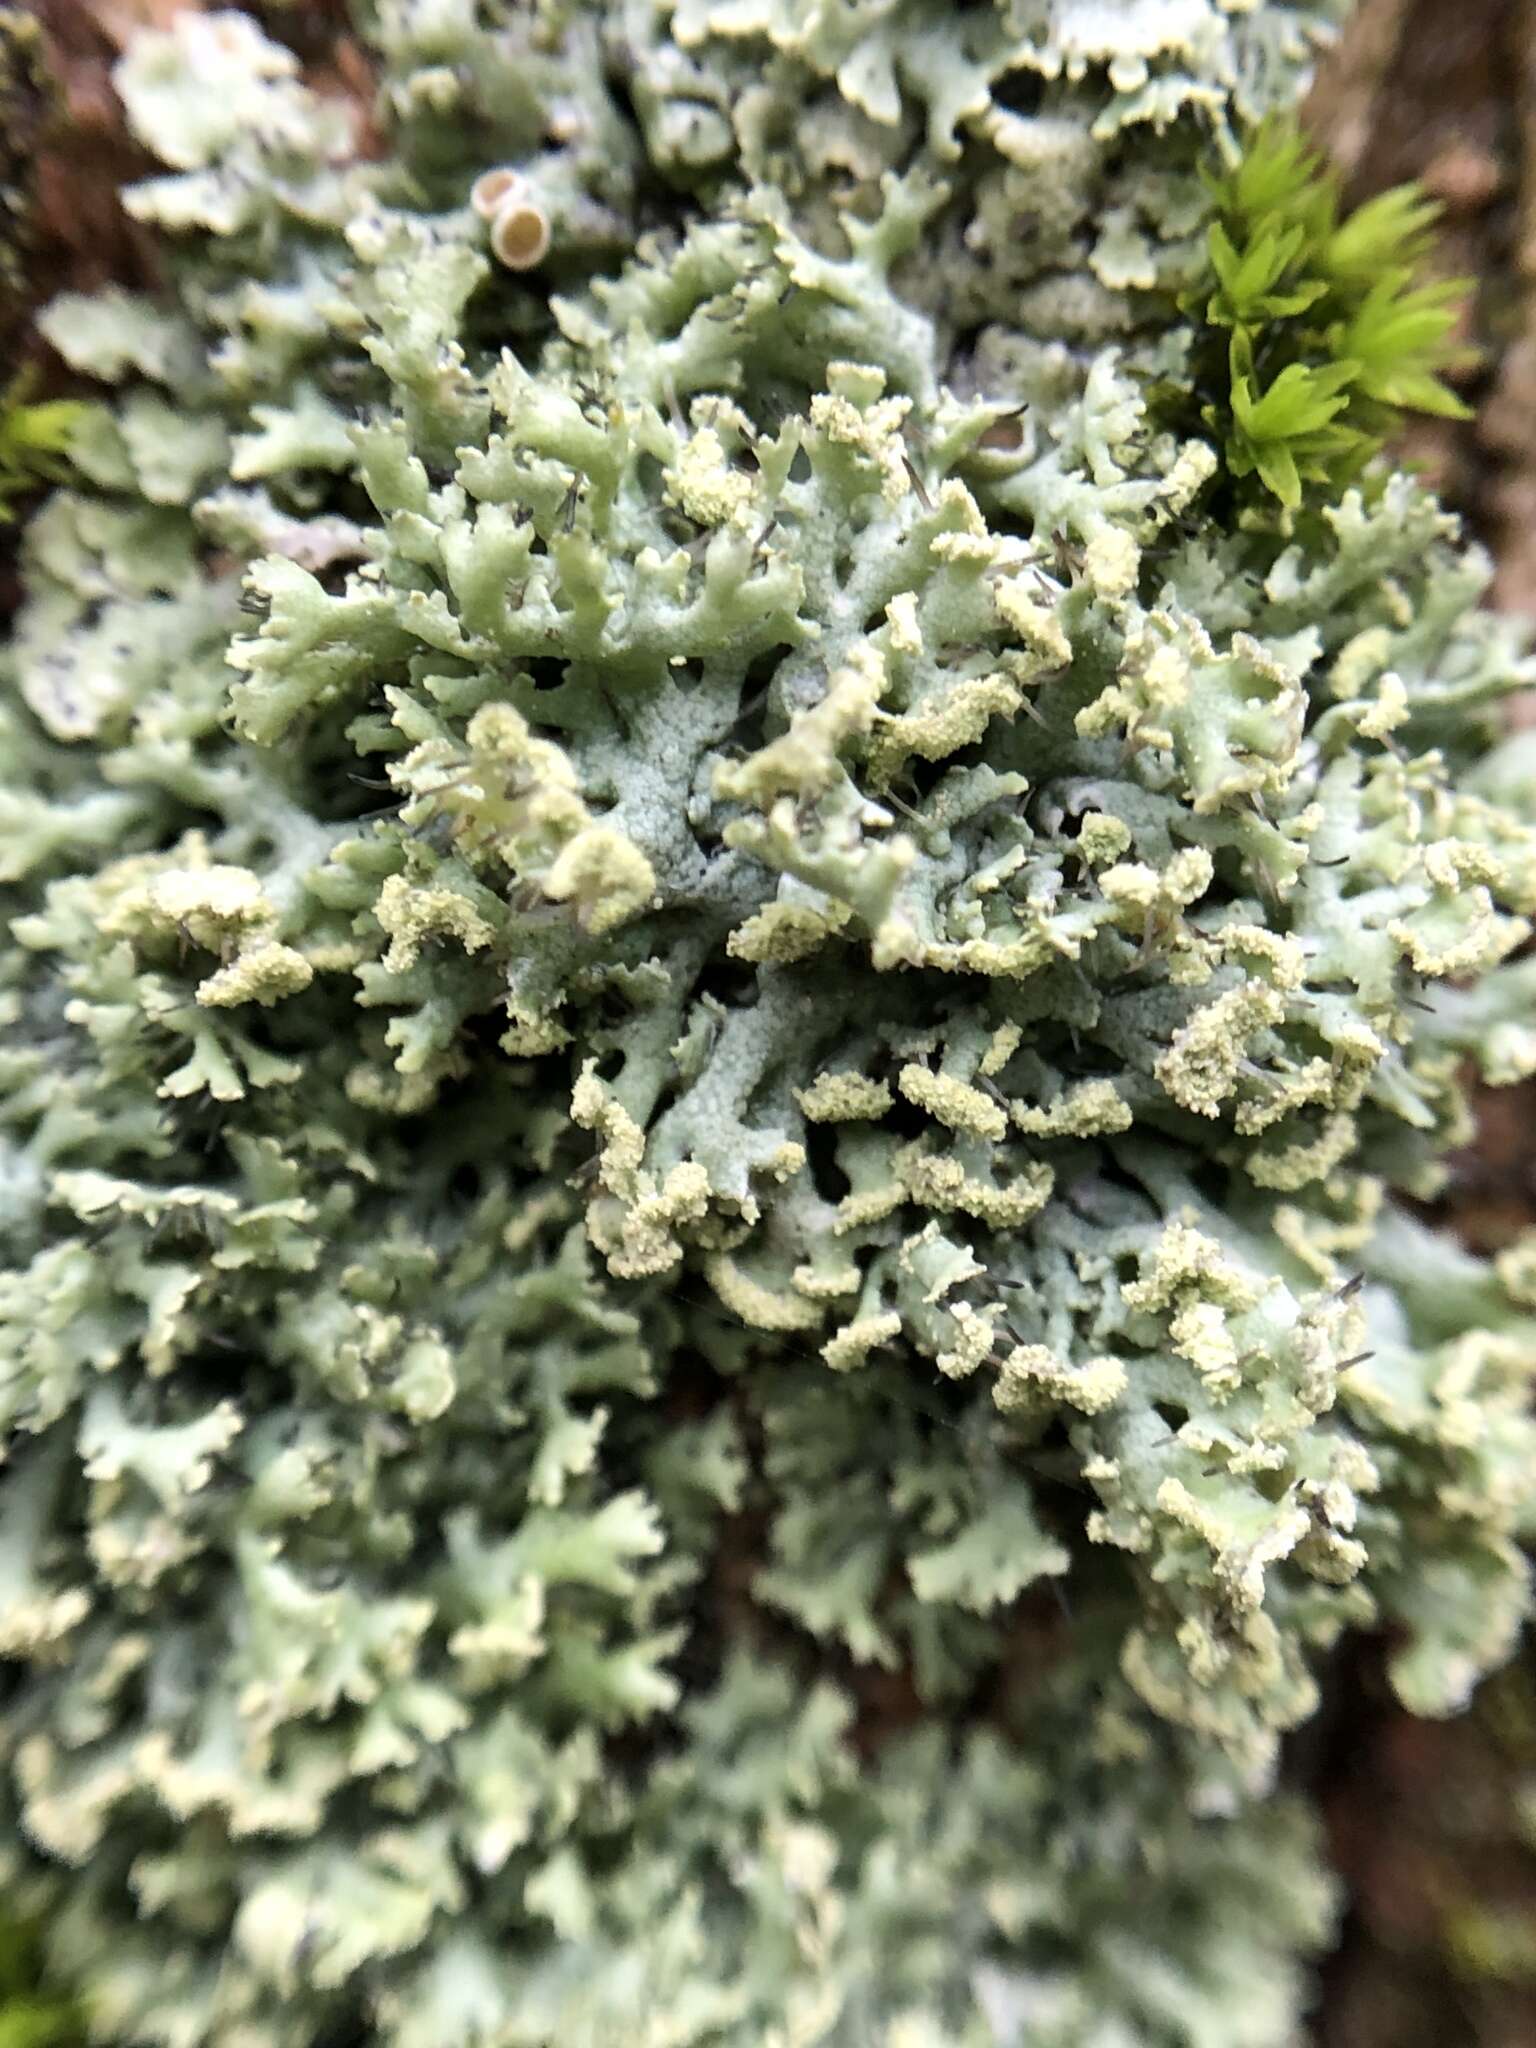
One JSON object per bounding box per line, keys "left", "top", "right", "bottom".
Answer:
{"left": 469, "top": 165, "right": 526, "bottom": 219}
{"left": 489, "top": 197, "right": 552, "bottom": 270}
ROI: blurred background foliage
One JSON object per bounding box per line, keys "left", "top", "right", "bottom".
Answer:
{"left": 1304, "top": 8, "right": 1536, "bottom": 2041}
{"left": 0, "top": 1910, "right": 78, "bottom": 2048}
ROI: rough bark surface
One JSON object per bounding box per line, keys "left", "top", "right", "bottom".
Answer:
{"left": 1307, "top": 14, "right": 1536, "bottom": 2039}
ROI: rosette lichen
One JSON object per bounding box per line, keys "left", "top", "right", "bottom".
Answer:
{"left": 2, "top": 5, "right": 1535, "bottom": 2046}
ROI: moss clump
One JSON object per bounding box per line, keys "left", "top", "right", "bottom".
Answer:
{"left": 0, "top": 1911, "right": 79, "bottom": 2048}
{"left": 0, "top": 376, "right": 83, "bottom": 523}
{"left": 1177, "top": 115, "right": 1471, "bottom": 506}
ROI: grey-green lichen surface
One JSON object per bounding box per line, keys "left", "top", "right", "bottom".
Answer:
{"left": 4, "top": 2, "right": 1536, "bottom": 2043}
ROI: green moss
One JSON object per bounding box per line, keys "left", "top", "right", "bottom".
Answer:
{"left": 1175, "top": 116, "right": 1470, "bottom": 507}
{"left": 0, "top": 1911, "right": 79, "bottom": 2048}
{"left": 0, "top": 376, "right": 83, "bottom": 523}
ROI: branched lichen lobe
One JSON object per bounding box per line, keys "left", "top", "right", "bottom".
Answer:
{"left": 3, "top": 5, "right": 1535, "bottom": 2047}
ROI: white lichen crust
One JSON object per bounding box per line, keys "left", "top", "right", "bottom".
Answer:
{"left": 2, "top": 5, "right": 1534, "bottom": 2047}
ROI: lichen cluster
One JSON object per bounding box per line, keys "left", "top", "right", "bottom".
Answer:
{"left": 3, "top": 4, "right": 1536, "bottom": 2045}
